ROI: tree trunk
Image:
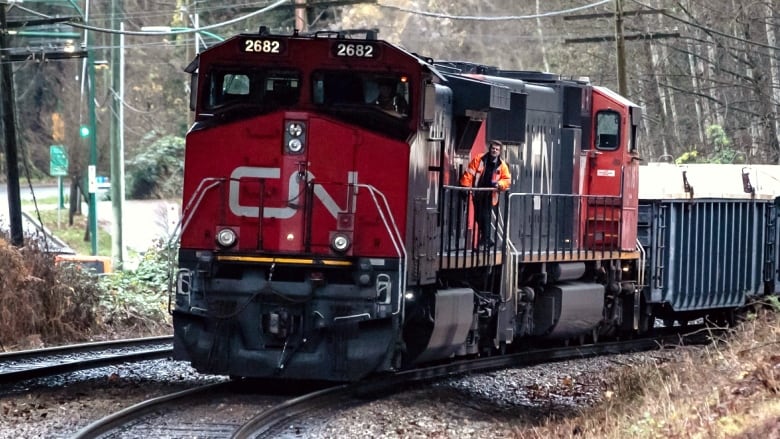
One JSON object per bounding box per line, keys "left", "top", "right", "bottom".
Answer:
{"left": 535, "top": 0, "right": 550, "bottom": 72}
{"left": 764, "top": 2, "right": 780, "bottom": 163}
{"left": 686, "top": 39, "right": 705, "bottom": 145}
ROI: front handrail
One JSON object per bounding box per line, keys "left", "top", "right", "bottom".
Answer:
{"left": 356, "top": 183, "right": 407, "bottom": 317}
{"left": 166, "top": 177, "right": 225, "bottom": 313}
{"left": 167, "top": 177, "right": 226, "bottom": 248}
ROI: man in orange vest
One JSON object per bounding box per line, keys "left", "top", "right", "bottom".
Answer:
{"left": 460, "top": 140, "right": 512, "bottom": 248}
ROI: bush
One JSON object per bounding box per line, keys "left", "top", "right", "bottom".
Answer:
{"left": 98, "top": 239, "right": 173, "bottom": 331}
{"left": 126, "top": 134, "right": 185, "bottom": 199}
{"left": 0, "top": 238, "right": 101, "bottom": 349}
{"left": 0, "top": 231, "right": 174, "bottom": 350}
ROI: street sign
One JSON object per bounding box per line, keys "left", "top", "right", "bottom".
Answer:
{"left": 49, "top": 144, "right": 68, "bottom": 176}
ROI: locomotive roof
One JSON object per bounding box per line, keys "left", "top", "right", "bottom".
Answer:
{"left": 592, "top": 85, "right": 640, "bottom": 109}
{"left": 639, "top": 163, "right": 780, "bottom": 200}
{"left": 191, "top": 28, "right": 443, "bottom": 80}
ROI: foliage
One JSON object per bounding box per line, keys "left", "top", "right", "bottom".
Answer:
{"left": 525, "top": 310, "right": 780, "bottom": 438}
{"left": 0, "top": 236, "right": 101, "bottom": 349}
{"left": 30, "top": 207, "right": 112, "bottom": 256}
{"left": 98, "top": 239, "right": 173, "bottom": 329}
{"left": 675, "top": 150, "right": 700, "bottom": 164}
{"left": 676, "top": 125, "right": 742, "bottom": 164}
{"left": 764, "top": 295, "right": 780, "bottom": 313}
{"left": 0, "top": 218, "right": 172, "bottom": 350}
{"left": 126, "top": 134, "right": 185, "bottom": 200}
{"left": 706, "top": 124, "right": 731, "bottom": 150}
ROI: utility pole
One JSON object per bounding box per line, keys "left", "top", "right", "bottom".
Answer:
{"left": 0, "top": 0, "right": 23, "bottom": 247}
{"left": 563, "top": 2, "right": 676, "bottom": 97}
{"left": 74, "top": 1, "right": 99, "bottom": 256}
{"left": 110, "top": 0, "right": 125, "bottom": 269}
{"left": 295, "top": 0, "right": 307, "bottom": 33}
{"left": 614, "top": 0, "right": 627, "bottom": 96}
{"left": 86, "top": 52, "right": 98, "bottom": 256}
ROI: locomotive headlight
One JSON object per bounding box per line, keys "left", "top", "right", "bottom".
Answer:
{"left": 284, "top": 120, "right": 306, "bottom": 154}
{"left": 331, "top": 233, "right": 351, "bottom": 253}
{"left": 288, "top": 122, "right": 304, "bottom": 137}
{"left": 288, "top": 138, "right": 303, "bottom": 153}
{"left": 216, "top": 228, "right": 237, "bottom": 248}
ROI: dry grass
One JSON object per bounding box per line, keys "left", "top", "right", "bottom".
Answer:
{"left": 0, "top": 237, "right": 103, "bottom": 351}
{"left": 522, "top": 307, "right": 780, "bottom": 438}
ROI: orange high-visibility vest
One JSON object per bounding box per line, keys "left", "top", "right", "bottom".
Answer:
{"left": 460, "top": 153, "right": 511, "bottom": 206}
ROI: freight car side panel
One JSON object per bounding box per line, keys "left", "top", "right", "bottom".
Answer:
{"left": 640, "top": 199, "right": 776, "bottom": 311}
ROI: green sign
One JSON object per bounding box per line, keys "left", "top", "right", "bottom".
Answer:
{"left": 49, "top": 145, "right": 68, "bottom": 177}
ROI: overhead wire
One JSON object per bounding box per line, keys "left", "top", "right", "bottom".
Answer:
{"left": 376, "top": 0, "right": 613, "bottom": 21}
{"left": 1, "top": 1, "right": 620, "bottom": 54}
{"left": 628, "top": 0, "right": 779, "bottom": 51}
{"left": 10, "top": 0, "right": 290, "bottom": 36}
{"left": 7, "top": 0, "right": 280, "bottom": 24}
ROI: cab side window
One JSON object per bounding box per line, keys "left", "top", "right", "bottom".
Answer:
{"left": 596, "top": 111, "right": 620, "bottom": 151}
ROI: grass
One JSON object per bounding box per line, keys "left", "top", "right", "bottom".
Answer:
{"left": 24, "top": 204, "right": 112, "bottom": 256}
{"left": 516, "top": 306, "right": 780, "bottom": 438}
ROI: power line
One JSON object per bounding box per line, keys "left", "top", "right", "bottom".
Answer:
{"left": 14, "top": 0, "right": 290, "bottom": 36}
{"left": 376, "top": 0, "right": 612, "bottom": 21}
{"left": 8, "top": 1, "right": 279, "bottom": 23}
{"left": 629, "top": 0, "right": 779, "bottom": 51}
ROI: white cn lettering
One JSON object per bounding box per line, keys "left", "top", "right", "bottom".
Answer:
{"left": 228, "top": 166, "right": 356, "bottom": 219}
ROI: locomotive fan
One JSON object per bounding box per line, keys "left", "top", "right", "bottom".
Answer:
{"left": 460, "top": 140, "right": 511, "bottom": 248}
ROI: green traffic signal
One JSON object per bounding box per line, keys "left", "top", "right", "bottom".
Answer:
{"left": 79, "top": 125, "right": 90, "bottom": 137}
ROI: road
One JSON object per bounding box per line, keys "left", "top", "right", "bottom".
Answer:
{"left": 0, "top": 183, "right": 180, "bottom": 254}
{"left": 0, "top": 182, "right": 61, "bottom": 202}
{"left": 0, "top": 183, "right": 73, "bottom": 252}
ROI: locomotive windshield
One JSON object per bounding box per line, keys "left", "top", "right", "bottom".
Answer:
{"left": 205, "top": 68, "right": 301, "bottom": 111}
{"left": 312, "top": 71, "right": 410, "bottom": 116}
{"left": 311, "top": 71, "right": 412, "bottom": 139}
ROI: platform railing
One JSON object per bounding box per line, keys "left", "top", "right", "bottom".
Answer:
{"left": 438, "top": 186, "right": 507, "bottom": 270}
{"left": 508, "top": 192, "right": 623, "bottom": 262}
{"left": 438, "top": 187, "right": 624, "bottom": 270}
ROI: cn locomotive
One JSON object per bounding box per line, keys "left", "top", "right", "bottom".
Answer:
{"left": 171, "top": 27, "right": 780, "bottom": 381}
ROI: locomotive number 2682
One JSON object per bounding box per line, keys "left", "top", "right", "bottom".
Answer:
{"left": 333, "top": 42, "right": 375, "bottom": 58}
{"left": 243, "top": 39, "right": 283, "bottom": 54}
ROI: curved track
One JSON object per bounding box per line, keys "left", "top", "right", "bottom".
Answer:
{"left": 65, "top": 328, "right": 716, "bottom": 438}
{"left": 0, "top": 336, "right": 173, "bottom": 384}
{"left": 71, "top": 381, "right": 232, "bottom": 439}
{"left": 235, "top": 330, "right": 710, "bottom": 438}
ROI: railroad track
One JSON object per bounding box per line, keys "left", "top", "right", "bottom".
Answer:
{"left": 72, "top": 329, "right": 715, "bottom": 438}
{"left": 234, "top": 333, "right": 692, "bottom": 438}
{"left": 0, "top": 335, "right": 173, "bottom": 384}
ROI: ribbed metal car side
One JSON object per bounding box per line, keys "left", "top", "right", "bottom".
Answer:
{"left": 639, "top": 198, "right": 777, "bottom": 311}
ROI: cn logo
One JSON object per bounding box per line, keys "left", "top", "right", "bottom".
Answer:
{"left": 228, "top": 166, "right": 358, "bottom": 219}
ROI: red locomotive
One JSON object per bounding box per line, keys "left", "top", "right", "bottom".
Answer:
{"left": 171, "top": 28, "right": 778, "bottom": 381}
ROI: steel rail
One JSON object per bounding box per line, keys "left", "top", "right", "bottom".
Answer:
{"left": 232, "top": 331, "right": 712, "bottom": 438}
{"left": 0, "top": 335, "right": 173, "bottom": 361}
{"left": 71, "top": 381, "right": 232, "bottom": 439}
{"left": 0, "top": 336, "right": 173, "bottom": 384}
